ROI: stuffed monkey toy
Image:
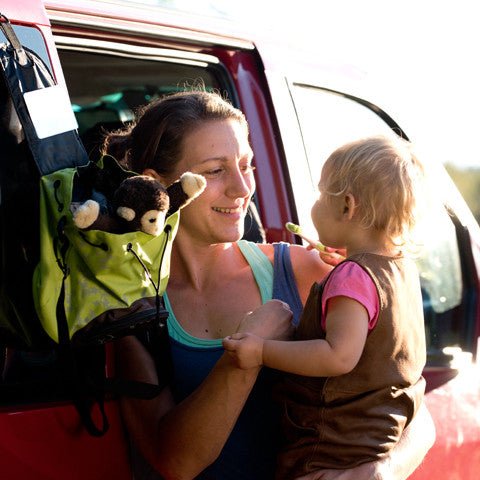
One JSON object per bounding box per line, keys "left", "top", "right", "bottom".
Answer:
{"left": 73, "top": 172, "right": 206, "bottom": 235}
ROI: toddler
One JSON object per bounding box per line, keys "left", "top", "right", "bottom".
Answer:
{"left": 223, "top": 135, "right": 428, "bottom": 478}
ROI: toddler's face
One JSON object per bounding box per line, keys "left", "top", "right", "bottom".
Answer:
{"left": 311, "top": 172, "right": 343, "bottom": 248}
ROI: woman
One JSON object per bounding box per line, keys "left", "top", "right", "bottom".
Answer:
{"left": 112, "top": 90, "right": 435, "bottom": 480}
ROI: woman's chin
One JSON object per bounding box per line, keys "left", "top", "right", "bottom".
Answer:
{"left": 215, "top": 227, "right": 244, "bottom": 244}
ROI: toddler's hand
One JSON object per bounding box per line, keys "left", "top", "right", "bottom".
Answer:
{"left": 223, "top": 332, "right": 264, "bottom": 370}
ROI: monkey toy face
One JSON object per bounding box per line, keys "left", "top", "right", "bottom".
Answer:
{"left": 114, "top": 175, "right": 170, "bottom": 236}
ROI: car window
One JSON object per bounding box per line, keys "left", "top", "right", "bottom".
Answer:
{"left": 0, "top": 25, "right": 51, "bottom": 70}
{"left": 56, "top": 40, "right": 265, "bottom": 242}
{"left": 55, "top": 43, "right": 224, "bottom": 159}
{"left": 289, "top": 83, "right": 465, "bottom": 365}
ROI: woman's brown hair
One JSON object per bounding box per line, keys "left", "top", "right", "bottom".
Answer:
{"left": 102, "top": 90, "right": 247, "bottom": 175}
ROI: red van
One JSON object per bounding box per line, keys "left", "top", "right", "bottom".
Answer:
{"left": 1, "top": 1, "right": 479, "bottom": 479}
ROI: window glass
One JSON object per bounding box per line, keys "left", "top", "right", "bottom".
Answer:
{"left": 57, "top": 48, "right": 222, "bottom": 160}
{"left": 59, "top": 50, "right": 220, "bottom": 134}
{"left": 290, "top": 83, "right": 464, "bottom": 362}
{"left": 0, "top": 25, "right": 51, "bottom": 71}
{"left": 57, "top": 44, "right": 264, "bottom": 238}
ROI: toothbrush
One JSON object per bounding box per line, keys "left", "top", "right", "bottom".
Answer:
{"left": 285, "top": 222, "right": 344, "bottom": 258}
{"left": 285, "top": 222, "right": 329, "bottom": 252}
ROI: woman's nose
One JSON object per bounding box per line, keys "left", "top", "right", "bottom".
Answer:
{"left": 226, "top": 168, "right": 253, "bottom": 198}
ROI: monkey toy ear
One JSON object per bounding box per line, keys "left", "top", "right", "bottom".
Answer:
{"left": 117, "top": 206, "right": 136, "bottom": 221}
{"left": 73, "top": 199, "right": 101, "bottom": 229}
{"left": 166, "top": 172, "right": 206, "bottom": 214}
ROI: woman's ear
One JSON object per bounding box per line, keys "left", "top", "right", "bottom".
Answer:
{"left": 143, "top": 168, "right": 167, "bottom": 184}
{"left": 342, "top": 193, "right": 357, "bottom": 221}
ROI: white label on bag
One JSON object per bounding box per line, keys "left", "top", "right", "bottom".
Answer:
{"left": 23, "top": 84, "right": 78, "bottom": 139}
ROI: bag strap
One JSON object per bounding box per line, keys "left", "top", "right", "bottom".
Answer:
{"left": 0, "top": 13, "right": 28, "bottom": 66}
{"left": 52, "top": 216, "right": 167, "bottom": 436}
{"left": 52, "top": 214, "right": 109, "bottom": 436}
{"left": 0, "top": 14, "right": 89, "bottom": 175}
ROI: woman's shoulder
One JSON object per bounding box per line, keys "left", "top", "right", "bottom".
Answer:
{"left": 255, "top": 242, "right": 331, "bottom": 303}
{"left": 255, "top": 242, "right": 327, "bottom": 273}
{"left": 255, "top": 242, "right": 274, "bottom": 261}
{"left": 254, "top": 241, "right": 316, "bottom": 263}
{"left": 289, "top": 244, "right": 330, "bottom": 277}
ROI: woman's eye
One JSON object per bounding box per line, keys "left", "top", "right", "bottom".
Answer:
{"left": 241, "top": 164, "right": 256, "bottom": 173}
{"left": 205, "top": 168, "right": 224, "bottom": 176}
{"left": 203, "top": 164, "right": 255, "bottom": 177}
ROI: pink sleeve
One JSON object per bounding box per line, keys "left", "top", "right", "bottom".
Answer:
{"left": 321, "top": 262, "right": 379, "bottom": 331}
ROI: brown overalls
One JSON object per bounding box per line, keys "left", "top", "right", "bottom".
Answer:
{"left": 275, "top": 253, "right": 426, "bottom": 479}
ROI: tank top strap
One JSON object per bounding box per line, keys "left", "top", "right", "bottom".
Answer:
{"left": 237, "top": 240, "right": 273, "bottom": 303}
{"left": 166, "top": 241, "right": 303, "bottom": 347}
{"left": 272, "top": 242, "right": 303, "bottom": 326}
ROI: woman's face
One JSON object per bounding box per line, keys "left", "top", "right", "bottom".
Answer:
{"left": 163, "top": 119, "right": 255, "bottom": 245}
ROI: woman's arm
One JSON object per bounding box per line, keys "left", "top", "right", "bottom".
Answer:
{"left": 294, "top": 401, "right": 436, "bottom": 480}
{"left": 288, "top": 245, "right": 332, "bottom": 303}
{"left": 118, "top": 336, "right": 260, "bottom": 480}
{"left": 382, "top": 401, "right": 436, "bottom": 478}
{"left": 117, "top": 300, "right": 293, "bottom": 480}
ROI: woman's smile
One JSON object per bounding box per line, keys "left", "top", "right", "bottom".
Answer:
{"left": 212, "top": 205, "right": 245, "bottom": 214}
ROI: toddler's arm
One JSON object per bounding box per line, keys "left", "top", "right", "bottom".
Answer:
{"left": 224, "top": 296, "right": 369, "bottom": 376}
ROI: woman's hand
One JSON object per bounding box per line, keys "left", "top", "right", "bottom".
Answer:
{"left": 308, "top": 245, "right": 346, "bottom": 267}
{"left": 236, "top": 299, "right": 294, "bottom": 340}
{"left": 295, "top": 399, "right": 435, "bottom": 480}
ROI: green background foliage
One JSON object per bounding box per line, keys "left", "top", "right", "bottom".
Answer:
{"left": 445, "top": 164, "right": 480, "bottom": 224}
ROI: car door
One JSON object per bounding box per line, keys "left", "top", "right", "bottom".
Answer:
{"left": 3, "top": 1, "right": 480, "bottom": 479}
{"left": 265, "top": 67, "right": 480, "bottom": 480}
{"left": 0, "top": 2, "right": 283, "bottom": 479}
{"left": 1, "top": 3, "right": 133, "bottom": 479}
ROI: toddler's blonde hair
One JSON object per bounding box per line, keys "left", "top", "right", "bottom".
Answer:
{"left": 320, "top": 135, "right": 426, "bottom": 247}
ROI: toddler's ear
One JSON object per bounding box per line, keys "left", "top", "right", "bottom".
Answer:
{"left": 343, "top": 193, "right": 357, "bottom": 220}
